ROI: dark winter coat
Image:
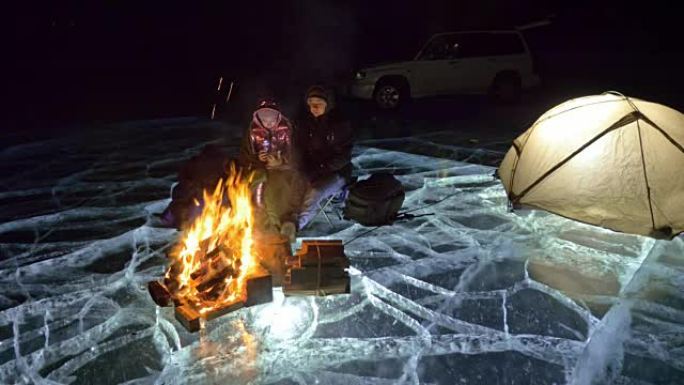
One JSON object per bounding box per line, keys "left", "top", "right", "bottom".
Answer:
{"left": 161, "top": 144, "right": 232, "bottom": 229}
{"left": 294, "top": 109, "right": 354, "bottom": 183}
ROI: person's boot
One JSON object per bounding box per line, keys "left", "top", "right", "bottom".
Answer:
{"left": 280, "top": 221, "right": 297, "bottom": 244}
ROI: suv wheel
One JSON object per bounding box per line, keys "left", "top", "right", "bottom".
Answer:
{"left": 490, "top": 73, "right": 521, "bottom": 104}
{"left": 374, "top": 82, "right": 404, "bottom": 109}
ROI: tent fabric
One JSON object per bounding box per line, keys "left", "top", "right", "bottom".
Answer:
{"left": 498, "top": 93, "right": 684, "bottom": 238}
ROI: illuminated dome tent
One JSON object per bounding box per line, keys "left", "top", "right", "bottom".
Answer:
{"left": 498, "top": 92, "right": 684, "bottom": 238}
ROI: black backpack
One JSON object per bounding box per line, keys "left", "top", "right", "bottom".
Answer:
{"left": 343, "top": 173, "right": 405, "bottom": 226}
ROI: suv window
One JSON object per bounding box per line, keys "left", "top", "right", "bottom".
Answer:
{"left": 418, "top": 35, "right": 459, "bottom": 60}
{"left": 418, "top": 32, "right": 526, "bottom": 61}
{"left": 447, "top": 32, "right": 525, "bottom": 58}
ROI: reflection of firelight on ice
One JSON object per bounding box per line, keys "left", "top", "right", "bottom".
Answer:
{"left": 254, "top": 288, "right": 316, "bottom": 340}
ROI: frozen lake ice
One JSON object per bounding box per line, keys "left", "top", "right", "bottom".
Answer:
{"left": 1, "top": 119, "right": 682, "bottom": 385}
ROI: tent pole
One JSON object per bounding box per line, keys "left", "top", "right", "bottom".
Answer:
{"left": 635, "top": 119, "right": 657, "bottom": 232}
{"left": 512, "top": 111, "right": 640, "bottom": 204}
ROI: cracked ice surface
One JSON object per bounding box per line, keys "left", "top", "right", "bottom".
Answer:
{"left": 1, "top": 119, "right": 683, "bottom": 385}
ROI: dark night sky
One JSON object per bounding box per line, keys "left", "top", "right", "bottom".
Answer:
{"left": 5, "top": 0, "right": 682, "bottom": 132}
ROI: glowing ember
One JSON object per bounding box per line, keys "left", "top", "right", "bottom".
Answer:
{"left": 164, "top": 163, "right": 258, "bottom": 315}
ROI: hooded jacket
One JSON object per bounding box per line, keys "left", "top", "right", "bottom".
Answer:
{"left": 238, "top": 106, "right": 294, "bottom": 172}
{"left": 237, "top": 105, "right": 305, "bottom": 231}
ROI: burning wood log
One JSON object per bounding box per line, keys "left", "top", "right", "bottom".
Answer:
{"left": 197, "top": 279, "right": 229, "bottom": 303}
{"left": 196, "top": 265, "right": 238, "bottom": 292}
{"left": 149, "top": 244, "right": 275, "bottom": 332}
{"left": 283, "top": 240, "right": 351, "bottom": 296}
{"left": 172, "top": 265, "right": 273, "bottom": 332}
{"left": 163, "top": 260, "right": 183, "bottom": 294}
{"left": 148, "top": 280, "right": 172, "bottom": 307}
{"left": 190, "top": 246, "right": 239, "bottom": 283}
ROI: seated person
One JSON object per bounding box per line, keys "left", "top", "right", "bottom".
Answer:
{"left": 160, "top": 99, "right": 305, "bottom": 234}
{"left": 159, "top": 144, "right": 231, "bottom": 229}
{"left": 239, "top": 99, "right": 306, "bottom": 241}
{"left": 294, "top": 85, "right": 354, "bottom": 230}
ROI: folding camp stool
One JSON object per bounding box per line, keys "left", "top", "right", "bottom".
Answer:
{"left": 311, "top": 190, "right": 345, "bottom": 228}
{"left": 307, "top": 177, "right": 357, "bottom": 230}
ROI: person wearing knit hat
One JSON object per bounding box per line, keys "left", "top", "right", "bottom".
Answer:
{"left": 294, "top": 85, "right": 354, "bottom": 230}
{"left": 306, "top": 85, "right": 328, "bottom": 101}
{"left": 305, "top": 85, "right": 329, "bottom": 118}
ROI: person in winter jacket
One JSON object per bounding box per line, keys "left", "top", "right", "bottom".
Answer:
{"left": 294, "top": 85, "right": 354, "bottom": 229}
{"left": 158, "top": 144, "right": 232, "bottom": 229}
{"left": 159, "top": 99, "right": 305, "bottom": 237}
{"left": 239, "top": 99, "right": 306, "bottom": 241}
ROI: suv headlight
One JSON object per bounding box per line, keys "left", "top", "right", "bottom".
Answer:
{"left": 354, "top": 71, "right": 366, "bottom": 80}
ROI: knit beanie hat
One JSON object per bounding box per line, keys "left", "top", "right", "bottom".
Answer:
{"left": 306, "top": 85, "right": 328, "bottom": 102}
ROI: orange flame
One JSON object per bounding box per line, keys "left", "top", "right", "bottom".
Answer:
{"left": 165, "top": 163, "right": 257, "bottom": 314}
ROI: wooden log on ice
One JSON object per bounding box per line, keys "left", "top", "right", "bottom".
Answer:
{"left": 245, "top": 266, "right": 273, "bottom": 306}
{"left": 283, "top": 239, "right": 350, "bottom": 296}
{"left": 203, "top": 300, "right": 244, "bottom": 322}
{"left": 295, "top": 240, "right": 347, "bottom": 267}
{"left": 148, "top": 281, "right": 173, "bottom": 307}
{"left": 172, "top": 268, "right": 274, "bottom": 332}
{"left": 175, "top": 305, "right": 202, "bottom": 332}
{"left": 284, "top": 267, "right": 350, "bottom": 296}
{"left": 284, "top": 274, "right": 350, "bottom": 296}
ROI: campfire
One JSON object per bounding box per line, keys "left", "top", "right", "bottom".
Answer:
{"left": 149, "top": 164, "right": 272, "bottom": 332}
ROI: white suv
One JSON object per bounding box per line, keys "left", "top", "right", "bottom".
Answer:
{"left": 349, "top": 30, "right": 540, "bottom": 108}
